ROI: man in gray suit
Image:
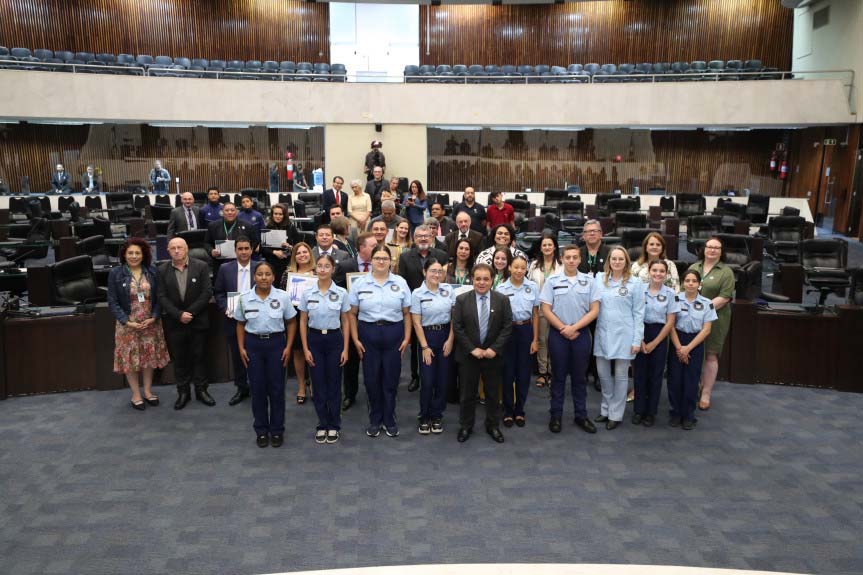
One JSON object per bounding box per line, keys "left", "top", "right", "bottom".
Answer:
{"left": 167, "top": 192, "right": 201, "bottom": 238}
{"left": 452, "top": 263, "right": 512, "bottom": 444}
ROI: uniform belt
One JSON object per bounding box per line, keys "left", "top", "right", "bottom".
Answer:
{"left": 309, "top": 327, "right": 340, "bottom": 335}
{"left": 513, "top": 319, "right": 531, "bottom": 326}
{"left": 361, "top": 320, "right": 399, "bottom": 326}
{"left": 247, "top": 332, "right": 283, "bottom": 339}
{"left": 423, "top": 323, "right": 450, "bottom": 331}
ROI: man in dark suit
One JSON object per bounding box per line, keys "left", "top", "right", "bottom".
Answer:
{"left": 311, "top": 224, "right": 351, "bottom": 285}
{"left": 445, "top": 211, "right": 484, "bottom": 260}
{"left": 81, "top": 165, "right": 101, "bottom": 194}
{"left": 364, "top": 166, "right": 387, "bottom": 214}
{"left": 578, "top": 219, "right": 609, "bottom": 276}
{"left": 214, "top": 236, "right": 259, "bottom": 406}
{"left": 206, "top": 202, "right": 259, "bottom": 276}
{"left": 51, "top": 163, "right": 72, "bottom": 194}
{"left": 431, "top": 202, "right": 456, "bottom": 236}
{"left": 452, "top": 263, "right": 512, "bottom": 443}
{"left": 321, "top": 176, "right": 348, "bottom": 223}
{"left": 167, "top": 192, "right": 201, "bottom": 237}
{"left": 158, "top": 237, "right": 214, "bottom": 410}
{"left": 397, "top": 224, "right": 449, "bottom": 392}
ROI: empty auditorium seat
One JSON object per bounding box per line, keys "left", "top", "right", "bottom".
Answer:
{"left": 686, "top": 215, "right": 723, "bottom": 255}
{"left": 801, "top": 238, "right": 851, "bottom": 305}
{"left": 676, "top": 193, "right": 706, "bottom": 218}
{"left": 766, "top": 215, "right": 805, "bottom": 263}
{"left": 746, "top": 194, "right": 770, "bottom": 224}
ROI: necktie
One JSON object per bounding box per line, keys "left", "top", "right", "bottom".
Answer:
{"left": 479, "top": 295, "right": 489, "bottom": 345}
{"left": 186, "top": 208, "right": 195, "bottom": 230}
{"left": 460, "top": 233, "right": 467, "bottom": 240}
{"left": 362, "top": 262, "right": 369, "bottom": 272}
{"left": 240, "top": 267, "right": 248, "bottom": 291}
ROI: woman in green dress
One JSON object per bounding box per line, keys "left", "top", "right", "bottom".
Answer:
{"left": 687, "top": 236, "right": 735, "bottom": 411}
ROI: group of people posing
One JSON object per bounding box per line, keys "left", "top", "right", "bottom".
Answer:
{"left": 107, "top": 182, "right": 736, "bottom": 447}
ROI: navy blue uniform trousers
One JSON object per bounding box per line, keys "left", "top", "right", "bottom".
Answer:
{"left": 359, "top": 321, "right": 404, "bottom": 429}
{"left": 666, "top": 330, "right": 704, "bottom": 422}
{"left": 633, "top": 322, "right": 668, "bottom": 417}
{"left": 502, "top": 322, "right": 533, "bottom": 418}
{"left": 308, "top": 329, "right": 344, "bottom": 430}
{"left": 419, "top": 326, "right": 449, "bottom": 421}
{"left": 246, "top": 332, "right": 287, "bottom": 436}
{"left": 548, "top": 329, "right": 591, "bottom": 419}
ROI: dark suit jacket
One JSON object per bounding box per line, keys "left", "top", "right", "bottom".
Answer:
{"left": 205, "top": 218, "right": 259, "bottom": 252}
{"left": 445, "top": 229, "right": 484, "bottom": 260}
{"left": 167, "top": 205, "right": 202, "bottom": 238}
{"left": 364, "top": 179, "right": 387, "bottom": 213}
{"left": 214, "top": 259, "right": 260, "bottom": 333}
{"left": 452, "top": 290, "right": 512, "bottom": 363}
{"left": 578, "top": 244, "right": 610, "bottom": 276}
{"left": 321, "top": 188, "right": 348, "bottom": 222}
{"left": 81, "top": 173, "right": 101, "bottom": 193}
{"left": 436, "top": 216, "right": 456, "bottom": 236}
{"left": 397, "top": 247, "right": 449, "bottom": 291}
{"left": 157, "top": 258, "right": 213, "bottom": 331}
{"left": 51, "top": 172, "right": 72, "bottom": 193}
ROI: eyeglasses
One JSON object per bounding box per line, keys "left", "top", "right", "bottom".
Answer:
{"left": 583, "top": 229, "right": 601, "bottom": 234}
{"left": 372, "top": 256, "right": 391, "bottom": 262}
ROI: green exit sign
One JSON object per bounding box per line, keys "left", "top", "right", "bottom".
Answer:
{"left": 824, "top": 138, "right": 838, "bottom": 145}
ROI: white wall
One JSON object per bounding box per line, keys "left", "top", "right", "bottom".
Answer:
{"left": 0, "top": 70, "right": 854, "bottom": 127}
{"left": 324, "top": 124, "right": 427, "bottom": 187}
{"left": 330, "top": 2, "right": 419, "bottom": 81}
{"left": 793, "top": 0, "right": 863, "bottom": 115}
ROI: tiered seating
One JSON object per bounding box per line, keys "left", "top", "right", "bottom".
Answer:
{"left": 0, "top": 47, "right": 347, "bottom": 82}
{"left": 404, "top": 59, "right": 779, "bottom": 84}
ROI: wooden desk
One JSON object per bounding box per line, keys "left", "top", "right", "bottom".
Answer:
{"left": 1, "top": 303, "right": 233, "bottom": 399}
{"left": 728, "top": 301, "right": 863, "bottom": 392}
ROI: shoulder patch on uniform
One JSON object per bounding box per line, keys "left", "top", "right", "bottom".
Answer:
{"left": 709, "top": 303, "right": 715, "bottom": 309}
{"left": 675, "top": 295, "right": 680, "bottom": 301}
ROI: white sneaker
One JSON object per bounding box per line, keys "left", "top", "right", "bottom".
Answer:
{"left": 326, "top": 430, "right": 339, "bottom": 444}
{"left": 315, "top": 430, "right": 327, "bottom": 444}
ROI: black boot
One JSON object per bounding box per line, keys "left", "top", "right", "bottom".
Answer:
{"left": 174, "top": 387, "right": 191, "bottom": 410}
{"left": 195, "top": 386, "right": 216, "bottom": 407}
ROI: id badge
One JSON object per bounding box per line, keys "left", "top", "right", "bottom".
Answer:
{"left": 137, "top": 292, "right": 146, "bottom": 303}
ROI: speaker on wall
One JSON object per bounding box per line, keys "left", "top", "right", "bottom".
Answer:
{"left": 375, "top": 123, "right": 382, "bottom": 133}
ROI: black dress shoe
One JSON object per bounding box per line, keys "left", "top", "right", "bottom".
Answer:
{"left": 594, "top": 414, "right": 609, "bottom": 423}
{"left": 342, "top": 397, "right": 355, "bottom": 411}
{"left": 228, "top": 389, "right": 249, "bottom": 406}
{"left": 574, "top": 417, "right": 597, "bottom": 434}
{"left": 144, "top": 396, "right": 160, "bottom": 407}
{"left": 643, "top": 414, "right": 655, "bottom": 427}
{"left": 548, "top": 418, "right": 562, "bottom": 433}
{"left": 195, "top": 388, "right": 216, "bottom": 407}
{"left": 271, "top": 435, "right": 284, "bottom": 448}
{"left": 130, "top": 400, "right": 146, "bottom": 411}
{"left": 606, "top": 420, "right": 620, "bottom": 430}
{"left": 408, "top": 377, "right": 420, "bottom": 392}
{"left": 631, "top": 413, "right": 643, "bottom": 425}
{"left": 456, "top": 428, "right": 472, "bottom": 443}
{"left": 174, "top": 391, "right": 190, "bottom": 410}
{"left": 256, "top": 434, "right": 269, "bottom": 448}
{"left": 503, "top": 417, "right": 514, "bottom": 428}
{"left": 486, "top": 427, "right": 504, "bottom": 443}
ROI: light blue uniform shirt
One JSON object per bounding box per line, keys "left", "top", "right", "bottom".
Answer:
{"left": 349, "top": 273, "right": 411, "bottom": 323}
{"left": 643, "top": 284, "right": 681, "bottom": 324}
{"left": 594, "top": 273, "right": 646, "bottom": 360}
{"left": 496, "top": 278, "right": 540, "bottom": 322}
{"left": 675, "top": 293, "right": 718, "bottom": 334}
{"left": 410, "top": 282, "right": 455, "bottom": 326}
{"left": 539, "top": 272, "right": 601, "bottom": 325}
{"left": 299, "top": 282, "right": 350, "bottom": 330}
{"left": 235, "top": 287, "right": 297, "bottom": 334}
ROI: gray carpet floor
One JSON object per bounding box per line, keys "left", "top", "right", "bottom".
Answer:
{"left": 1, "top": 370, "right": 862, "bottom": 575}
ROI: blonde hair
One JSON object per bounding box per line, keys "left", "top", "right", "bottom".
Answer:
{"left": 288, "top": 242, "right": 315, "bottom": 273}
{"left": 603, "top": 245, "right": 633, "bottom": 287}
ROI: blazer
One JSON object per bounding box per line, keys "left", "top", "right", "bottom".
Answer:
{"left": 579, "top": 244, "right": 610, "bottom": 276}
{"left": 206, "top": 218, "right": 260, "bottom": 252}
{"left": 321, "top": 188, "right": 349, "bottom": 222}
{"left": 167, "top": 205, "right": 202, "bottom": 238}
{"left": 156, "top": 258, "right": 213, "bottom": 330}
{"left": 445, "top": 229, "right": 484, "bottom": 260}
{"left": 397, "top": 247, "right": 449, "bottom": 291}
{"left": 436, "top": 216, "right": 457, "bottom": 236}
{"left": 452, "top": 289, "right": 512, "bottom": 363}
{"left": 51, "top": 172, "right": 72, "bottom": 193}
{"left": 107, "top": 264, "right": 160, "bottom": 325}
{"left": 214, "top": 259, "right": 260, "bottom": 333}
{"left": 81, "top": 173, "right": 101, "bottom": 193}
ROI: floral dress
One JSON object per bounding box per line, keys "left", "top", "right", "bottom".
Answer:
{"left": 113, "top": 275, "right": 170, "bottom": 373}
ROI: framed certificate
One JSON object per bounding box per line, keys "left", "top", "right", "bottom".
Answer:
{"left": 285, "top": 273, "right": 316, "bottom": 307}
{"left": 346, "top": 272, "right": 366, "bottom": 292}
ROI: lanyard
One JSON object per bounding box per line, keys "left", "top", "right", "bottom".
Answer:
{"left": 454, "top": 268, "right": 468, "bottom": 285}
{"left": 223, "top": 220, "right": 237, "bottom": 237}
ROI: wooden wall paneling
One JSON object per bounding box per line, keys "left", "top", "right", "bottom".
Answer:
{"left": 420, "top": 0, "right": 793, "bottom": 69}
{"left": 0, "top": 123, "right": 324, "bottom": 195}
{"left": 825, "top": 125, "right": 862, "bottom": 235}
{"left": 0, "top": 0, "right": 329, "bottom": 63}
{"left": 428, "top": 127, "right": 788, "bottom": 194}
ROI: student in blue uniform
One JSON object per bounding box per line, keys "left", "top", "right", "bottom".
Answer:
{"left": 668, "top": 269, "right": 717, "bottom": 431}
{"left": 632, "top": 260, "right": 679, "bottom": 427}
{"left": 496, "top": 254, "right": 539, "bottom": 428}
{"left": 540, "top": 244, "right": 601, "bottom": 435}
{"left": 235, "top": 262, "right": 298, "bottom": 449}
{"left": 593, "top": 246, "right": 645, "bottom": 430}
{"left": 410, "top": 259, "right": 455, "bottom": 435}
{"left": 349, "top": 245, "right": 412, "bottom": 439}
{"left": 299, "top": 254, "right": 351, "bottom": 445}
